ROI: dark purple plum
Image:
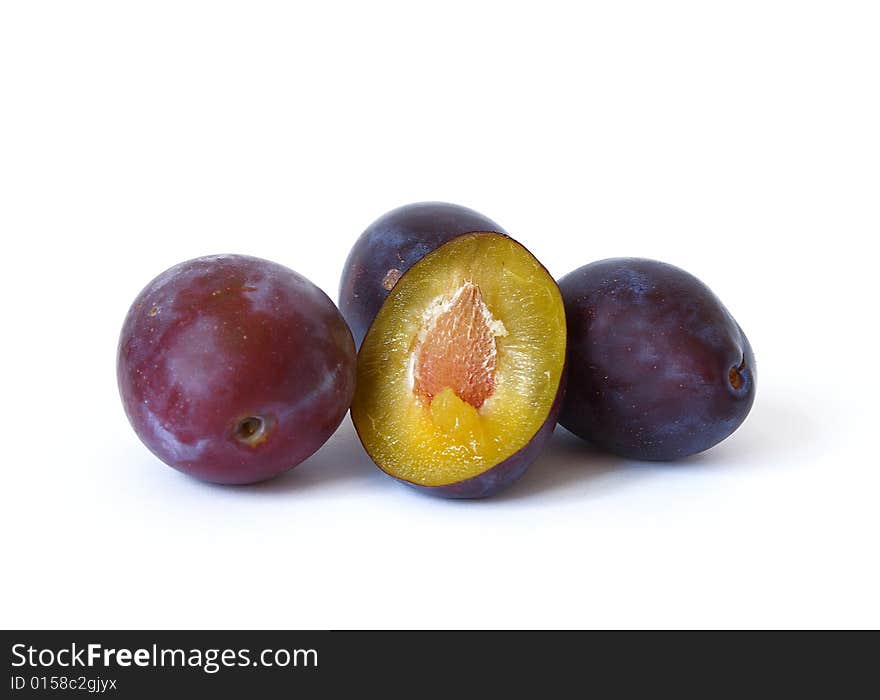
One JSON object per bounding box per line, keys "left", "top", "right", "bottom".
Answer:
{"left": 118, "top": 254, "right": 356, "bottom": 484}
{"left": 559, "top": 258, "right": 755, "bottom": 460}
{"left": 339, "top": 202, "right": 505, "bottom": 347}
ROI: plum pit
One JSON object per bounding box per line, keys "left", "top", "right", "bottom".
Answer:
{"left": 412, "top": 281, "right": 505, "bottom": 409}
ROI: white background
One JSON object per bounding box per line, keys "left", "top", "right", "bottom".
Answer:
{"left": 2, "top": 1, "right": 878, "bottom": 629}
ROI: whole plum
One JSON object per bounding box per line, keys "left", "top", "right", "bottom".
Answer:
{"left": 339, "top": 202, "right": 505, "bottom": 347}
{"left": 118, "top": 254, "right": 356, "bottom": 484}
{"left": 559, "top": 258, "right": 755, "bottom": 460}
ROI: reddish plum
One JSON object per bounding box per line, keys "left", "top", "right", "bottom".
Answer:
{"left": 118, "top": 254, "right": 356, "bottom": 484}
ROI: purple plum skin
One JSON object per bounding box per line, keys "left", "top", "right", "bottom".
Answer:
{"left": 558, "top": 258, "right": 756, "bottom": 460}
{"left": 338, "top": 202, "right": 505, "bottom": 347}
{"left": 117, "top": 254, "right": 356, "bottom": 484}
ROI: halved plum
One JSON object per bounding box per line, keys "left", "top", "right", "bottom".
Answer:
{"left": 351, "top": 233, "right": 566, "bottom": 498}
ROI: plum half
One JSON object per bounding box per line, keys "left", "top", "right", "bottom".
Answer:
{"left": 117, "top": 254, "right": 356, "bottom": 484}
{"left": 339, "top": 202, "right": 505, "bottom": 348}
{"left": 351, "top": 233, "right": 566, "bottom": 498}
{"left": 558, "top": 258, "right": 756, "bottom": 460}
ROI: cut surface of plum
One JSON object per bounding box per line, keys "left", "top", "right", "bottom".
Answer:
{"left": 351, "top": 233, "right": 566, "bottom": 497}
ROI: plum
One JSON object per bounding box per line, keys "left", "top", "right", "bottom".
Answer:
{"left": 339, "top": 202, "right": 505, "bottom": 347}
{"left": 117, "top": 254, "right": 356, "bottom": 484}
{"left": 351, "top": 233, "right": 567, "bottom": 498}
{"left": 558, "top": 258, "right": 756, "bottom": 460}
